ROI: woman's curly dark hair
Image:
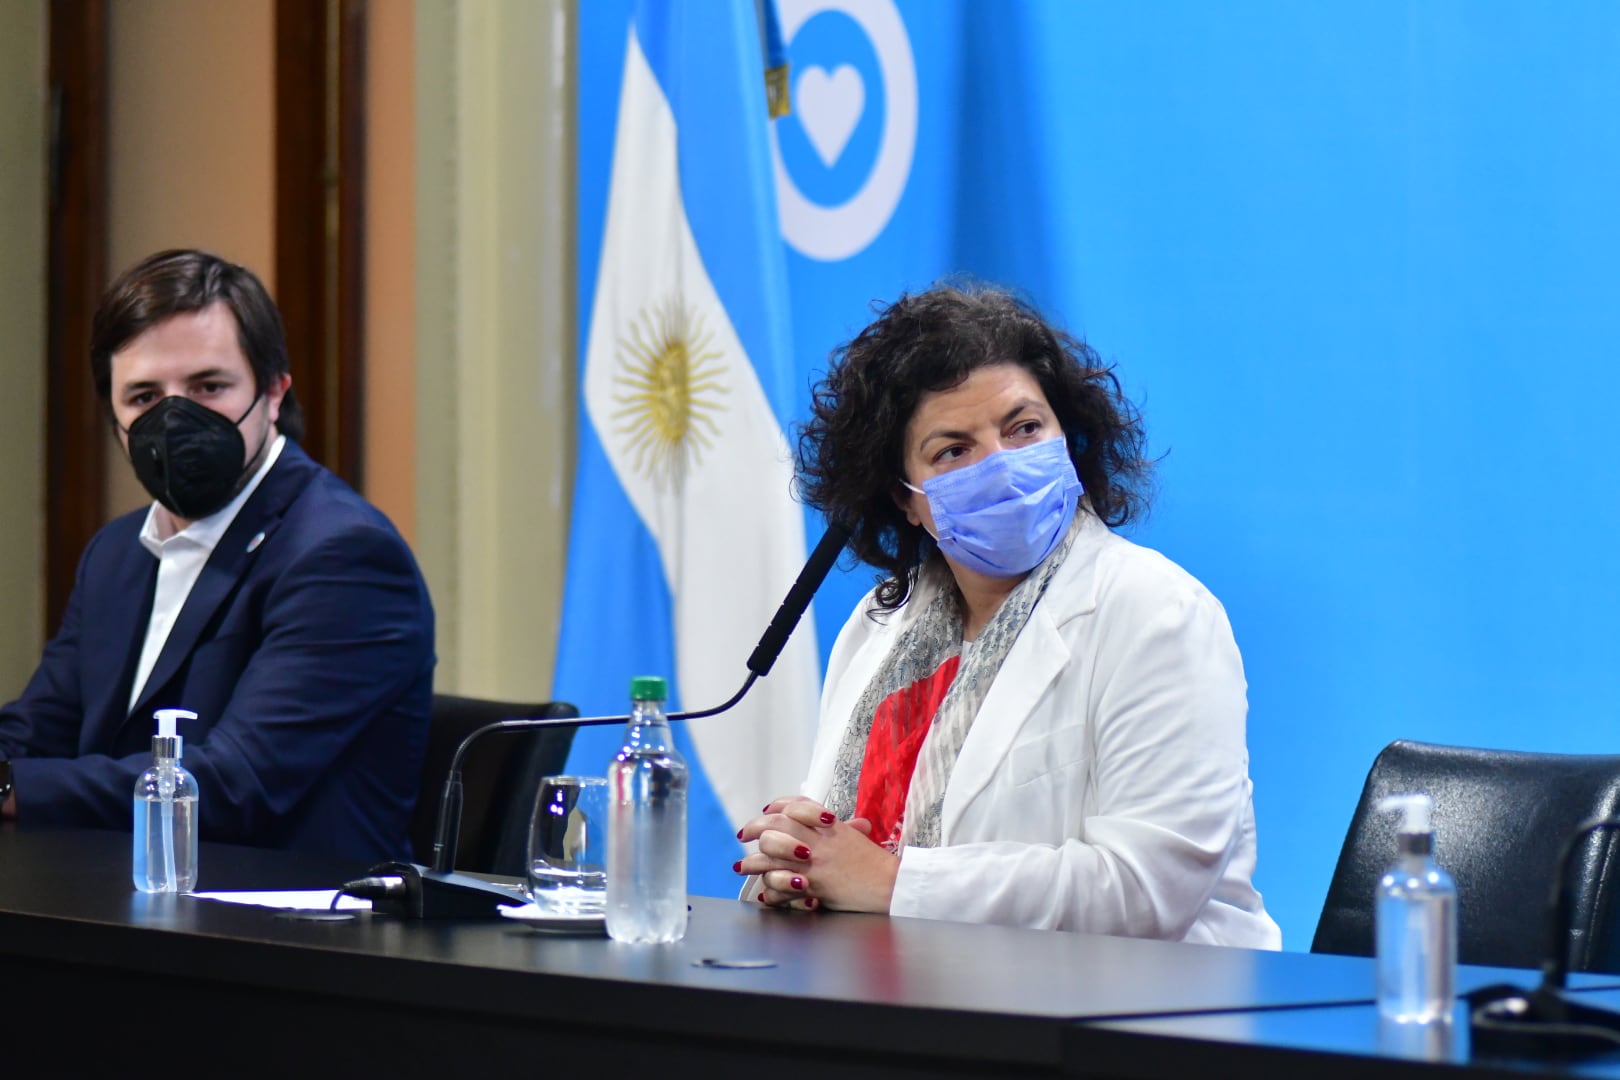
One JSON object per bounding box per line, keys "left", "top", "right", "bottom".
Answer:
{"left": 797, "top": 284, "right": 1152, "bottom": 611}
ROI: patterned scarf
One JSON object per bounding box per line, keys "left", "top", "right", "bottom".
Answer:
{"left": 826, "top": 511, "right": 1082, "bottom": 849}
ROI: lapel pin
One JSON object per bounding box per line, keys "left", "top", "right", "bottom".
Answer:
{"left": 247, "top": 531, "right": 266, "bottom": 553}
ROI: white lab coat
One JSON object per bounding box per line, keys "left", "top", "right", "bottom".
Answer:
{"left": 805, "top": 510, "right": 1282, "bottom": 948}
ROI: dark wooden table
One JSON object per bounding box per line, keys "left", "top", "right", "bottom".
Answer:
{"left": 1, "top": 827, "right": 1613, "bottom": 1077}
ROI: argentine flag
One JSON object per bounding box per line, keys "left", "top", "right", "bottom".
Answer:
{"left": 555, "top": 2, "right": 821, "bottom": 898}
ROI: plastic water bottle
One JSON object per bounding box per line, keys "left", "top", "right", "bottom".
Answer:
{"left": 132, "top": 708, "right": 200, "bottom": 893}
{"left": 605, "top": 675, "right": 688, "bottom": 943}
{"left": 1375, "top": 792, "right": 1457, "bottom": 1024}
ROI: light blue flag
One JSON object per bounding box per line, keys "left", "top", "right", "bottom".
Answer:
{"left": 556, "top": 1, "right": 821, "bottom": 901}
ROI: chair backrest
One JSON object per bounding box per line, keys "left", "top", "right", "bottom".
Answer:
{"left": 1312, "top": 739, "right": 1620, "bottom": 973}
{"left": 409, "top": 695, "right": 580, "bottom": 876}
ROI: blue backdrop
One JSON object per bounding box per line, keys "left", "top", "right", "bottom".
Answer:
{"left": 575, "top": 0, "right": 1620, "bottom": 948}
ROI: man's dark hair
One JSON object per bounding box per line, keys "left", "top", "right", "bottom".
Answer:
{"left": 90, "top": 248, "right": 305, "bottom": 441}
{"left": 796, "top": 283, "right": 1152, "bottom": 611}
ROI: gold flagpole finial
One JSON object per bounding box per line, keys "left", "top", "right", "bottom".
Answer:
{"left": 766, "top": 63, "right": 791, "bottom": 119}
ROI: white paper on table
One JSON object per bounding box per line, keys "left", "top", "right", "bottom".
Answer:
{"left": 189, "top": 890, "right": 372, "bottom": 911}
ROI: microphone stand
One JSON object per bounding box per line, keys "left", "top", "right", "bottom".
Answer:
{"left": 1468, "top": 815, "right": 1620, "bottom": 1058}
{"left": 349, "top": 523, "right": 850, "bottom": 919}
{"left": 426, "top": 677, "right": 756, "bottom": 875}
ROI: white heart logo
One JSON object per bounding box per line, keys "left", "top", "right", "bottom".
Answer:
{"left": 795, "top": 64, "right": 865, "bottom": 168}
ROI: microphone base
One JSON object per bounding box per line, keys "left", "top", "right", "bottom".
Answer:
{"left": 358, "top": 861, "right": 529, "bottom": 919}
{"left": 1469, "top": 983, "right": 1620, "bottom": 1059}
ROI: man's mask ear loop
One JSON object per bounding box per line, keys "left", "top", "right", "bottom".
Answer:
{"left": 238, "top": 392, "right": 271, "bottom": 463}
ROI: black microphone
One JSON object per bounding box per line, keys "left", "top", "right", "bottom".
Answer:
{"left": 417, "top": 522, "right": 850, "bottom": 896}
{"left": 748, "top": 520, "right": 850, "bottom": 677}
{"left": 1468, "top": 815, "right": 1620, "bottom": 1058}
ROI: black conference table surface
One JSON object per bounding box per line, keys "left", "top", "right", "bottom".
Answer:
{"left": 1, "top": 827, "right": 1615, "bottom": 1077}
{"left": 1078, "top": 995, "right": 1620, "bottom": 1079}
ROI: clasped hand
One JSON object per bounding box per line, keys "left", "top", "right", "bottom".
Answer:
{"left": 734, "top": 796, "right": 899, "bottom": 914}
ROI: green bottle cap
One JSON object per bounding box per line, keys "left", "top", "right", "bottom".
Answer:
{"left": 629, "top": 675, "right": 668, "bottom": 701}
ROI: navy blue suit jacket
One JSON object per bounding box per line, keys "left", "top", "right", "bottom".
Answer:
{"left": 0, "top": 441, "right": 435, "bottom": 863}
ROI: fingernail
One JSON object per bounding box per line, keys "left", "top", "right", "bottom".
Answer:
{"left": 805, "top": 897, "right": 820, "bottom": 910}
{"left": 794, "top": 844, "right": 811, "bottom": 861}
{"left": 791, "top": 876, "right": 804, "bottom": 890}
{"left": 736, "top": 829, "right": 744, "bottom": 840}
{"left": 758, "top": 893, "right": 769, "bottom": 904}
{"left": 763, "top": 803, "right": 772, "bottom": 812}
{"left": 819, "top": 811, "right": 836, "bottom": 824}
{"left": 732, "top": 861, "right": 741, "bottom": 873}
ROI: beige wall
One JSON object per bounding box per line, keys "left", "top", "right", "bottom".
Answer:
{"left": 104, "top": 0, "right": 276, "bottom": 518}
{"left": 0, "top": 0, "right": 47, "bottom": 693}
{"left": 104, "top": 0, "right": 422, "bottom": 542}
{"left": 364, "top": 1, "right": 418, "bottom": 545}
{"left": 414, "top": 0, "right": 576, "bottom": 700}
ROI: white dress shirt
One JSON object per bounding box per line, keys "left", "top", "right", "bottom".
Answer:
{"left": 126, "top": 435, "right": 286, "bottom": 715}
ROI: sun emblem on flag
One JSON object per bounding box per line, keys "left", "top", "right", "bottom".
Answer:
{"left": 612, "top": 298, "right": 729, "bottom": 485}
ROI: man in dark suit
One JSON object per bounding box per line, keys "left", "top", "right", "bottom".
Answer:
{"left": 0, "top": 249, "right": 435, "bottom": 863}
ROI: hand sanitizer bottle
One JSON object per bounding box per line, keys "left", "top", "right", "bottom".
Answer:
{"left": 1376, "top": 792, "right": 1457, "bottom": 1024}
{"left": 133, "top": 708, "right": 200, "bottom": 894}
{"left": 605, "top": 676, "right": 688, "bottom": 944}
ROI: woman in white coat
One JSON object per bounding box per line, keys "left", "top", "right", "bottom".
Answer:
{"left": 735, "top": 285, "right": 1280, "bottom": 948}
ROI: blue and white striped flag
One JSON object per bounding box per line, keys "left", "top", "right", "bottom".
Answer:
{"left": 555, "top": 1, "right": 820, "bottom": 897}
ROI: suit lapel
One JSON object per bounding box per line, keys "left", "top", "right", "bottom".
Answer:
{"left": 125, "top": 443, "right": 316, "bottom": 730}
{"left": 938, "top": 518, "right": 1107, "bottom": 837}
{"left": 938, "top": 603, "right": 1072, "bottom": 836}
{"left": 79, "top": 527, "right": 160, "bottom": 752}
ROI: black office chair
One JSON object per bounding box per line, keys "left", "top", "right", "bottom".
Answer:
{"left": 1312, "top": 739, "right": 1620, "bottom": 974}
{"left": 408, "top": 694, "right": 580, "bottom": 876}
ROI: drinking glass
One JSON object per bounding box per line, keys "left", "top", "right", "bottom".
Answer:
{"left": 526, "top": 775, "right": 608, "bottom": 916}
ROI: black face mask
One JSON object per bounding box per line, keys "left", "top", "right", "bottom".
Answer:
{"left": 124, "top": 394, "right": 266, "bottom": 520}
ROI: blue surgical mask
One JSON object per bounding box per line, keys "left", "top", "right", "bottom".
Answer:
{"left": 903, "top": 437, "right": 1082, "bottom": 578}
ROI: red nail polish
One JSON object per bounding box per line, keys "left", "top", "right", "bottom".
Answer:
{"left": 758, "top": 893, "right": 769, "bottom": 903}
{"left": 794, "top": 844, "right": 811, "bottom": 861}
{"left": 805, "top": 897, "right": 820, "bottom": 910}
{"left": 763, "top": 803, "right": 772, "bottom": 812}
{"left": 819, "top": 811, "right": 836, "bottom": 824}
{"left": 732, "top": 861, "right": 741, "bottom": 873}
{"left": 791, "top": 876, "right": 804, "bottom": 890}
{"left": 736, "top": 828, "right": 744, "bottom": 840}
